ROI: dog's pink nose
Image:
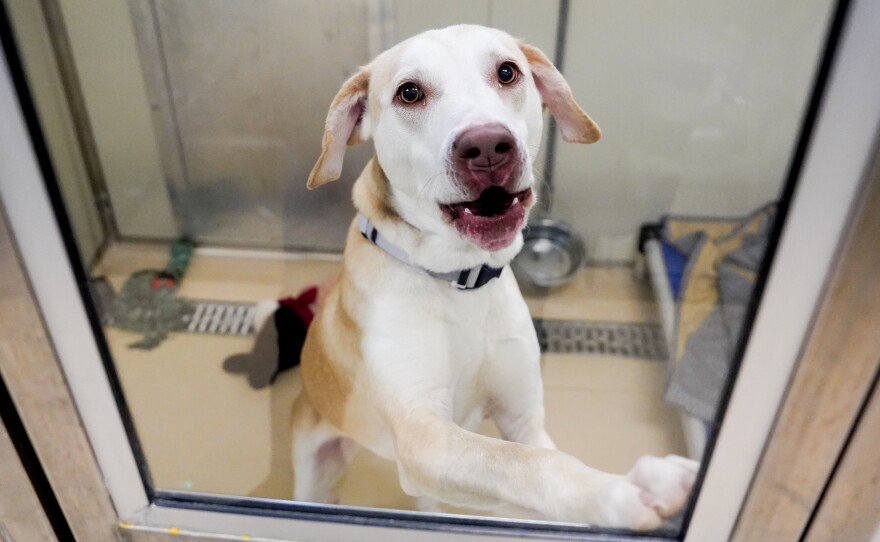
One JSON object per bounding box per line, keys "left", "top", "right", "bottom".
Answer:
{"left": 453, "top": 123, "right": 517, "bottom": 170}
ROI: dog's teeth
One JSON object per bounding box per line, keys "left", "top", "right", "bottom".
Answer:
{"left": 464, "top": 207, "right": 473, "bottom": 215}
{"left": 513, "top": 197, "right": 519, "bottom": 205}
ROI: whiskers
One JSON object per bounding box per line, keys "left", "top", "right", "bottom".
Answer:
{"left": 416, "top": 159, "right": 468, "bottom": 204}
{"left": 415, "top": 171, "right": 445, "bottom": 203}
{"left": 529, "top": 161, "right": 552, "bottom": 212}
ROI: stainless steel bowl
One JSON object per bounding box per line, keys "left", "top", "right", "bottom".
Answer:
{"left": 512, "top": 217, "right": 586, "bottom": 288}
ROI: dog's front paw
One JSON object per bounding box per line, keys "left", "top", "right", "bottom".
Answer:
{"left": 598, "top": 455, "right": 699, "bottom": 530}
{"left": 629, "top": 455, "right": 699, "bottom": 517}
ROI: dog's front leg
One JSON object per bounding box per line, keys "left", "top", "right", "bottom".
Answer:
{"left": 482, "top": 332, "right": 557, "bottom": 450}
{"left": 390, "top": 407, "right": 686, "bottom": 530}
{"left": 479, "top": 303, "right": 700, "bottom": 528}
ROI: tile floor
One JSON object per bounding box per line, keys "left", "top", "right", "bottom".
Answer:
{"left": 93, "top": 243, "right": 687, "bottom": 516}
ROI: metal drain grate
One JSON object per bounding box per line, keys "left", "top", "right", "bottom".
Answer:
{"left": 112, "top": 297, "right": 667, "bottom": 360}
{"left": 185, "top": 301, "right": 256, "bottom": 336}
{"left": 534, "top": 319, "right": 668, "bottom": 360}
{"left": 185, "top": 304, "right": 669, "bottom": 359}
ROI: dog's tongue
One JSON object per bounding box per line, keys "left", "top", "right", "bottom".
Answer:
{"left": 450, "top": 187, "right": 526, "bottom": 251}
{"left": 454, "top": 206, "right": 525, "bottom": 251}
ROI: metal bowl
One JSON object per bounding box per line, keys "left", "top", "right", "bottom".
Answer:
{"left": 512, "top": 217, "right": 586, "bottom": 289}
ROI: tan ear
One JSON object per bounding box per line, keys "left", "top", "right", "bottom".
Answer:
{"left": 307, "top": 69, "right": 370, "bottom": 189}
{"left": 519, "top": 42, "right": 601, "bottom": 144}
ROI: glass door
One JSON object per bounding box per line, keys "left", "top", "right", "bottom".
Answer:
{"left": 2, "top": 0, "right": 878, "bottom": 540}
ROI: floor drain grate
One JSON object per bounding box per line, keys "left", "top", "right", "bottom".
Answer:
{"left": 181, "top": 304, "right": 670, "bottom": 360}
{"left": 105, "top": 296, "right": 667, "bottom": 360}
{"left": 534, "top": 319, "right": 668, "bottom": 360}
{"left": 185, "top": 301, "right": 257, "bottom": 336}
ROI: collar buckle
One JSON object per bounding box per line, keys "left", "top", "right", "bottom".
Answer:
{"left": 453, "top": 265, "right": 503, "bottom": 290}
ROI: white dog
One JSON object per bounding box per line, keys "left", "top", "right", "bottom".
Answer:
{"left": 293, "top": 24, "right": 698, "bottom": 530}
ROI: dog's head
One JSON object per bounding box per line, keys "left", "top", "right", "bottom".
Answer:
{"left": 308, "top": 25, "right": 599, "bottom": 254}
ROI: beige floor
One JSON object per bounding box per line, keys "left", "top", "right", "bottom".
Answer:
{"left": 95, "top": 243, "right": 686, "bottom": 515}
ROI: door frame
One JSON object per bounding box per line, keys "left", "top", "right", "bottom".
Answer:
{"left": 732, "top": 66, "right": 880, "bottom": 542}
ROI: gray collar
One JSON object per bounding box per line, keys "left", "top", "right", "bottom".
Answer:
{"left": 358, "top": 215, "right": 504, "bottom": 290}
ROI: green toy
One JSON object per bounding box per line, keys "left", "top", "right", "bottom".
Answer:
{"left": 106, "top": 240, "right": 195, "bottom": 349}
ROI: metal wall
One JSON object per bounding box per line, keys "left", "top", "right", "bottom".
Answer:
{"left": 128, "top": 0, "right": 558, "bottom": 252}
{"left": 133, "top": 0, "right": 377, "bottom": 251}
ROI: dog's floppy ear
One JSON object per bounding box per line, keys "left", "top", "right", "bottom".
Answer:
{"left": 519, "top": 42, "right": 601, "bottom": 144}
{"left": 307, "top": 68, "right": 370, "bottom": 189}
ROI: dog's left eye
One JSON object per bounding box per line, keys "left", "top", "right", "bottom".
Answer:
{"left": 397, "top": 82, "right": 423, "bottom": 104}
{"left": 497, "top": 62, "right": 518, "bottom": 85}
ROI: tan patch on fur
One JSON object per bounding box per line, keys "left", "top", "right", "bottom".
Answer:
{"left": 368, "top": 158, "right": 399, "bottom": 221}
{"left": 298, "top": 214, "right": 405, "bottom": 457}
{"left": 519, "top": 41, "right": 552, "bottom": 69}
{"left": 307, "top": 69, "right": 370, "bottom": 189}
{"left": 298, "top": 298, "right": 358, "bottom": 430}
{"left": 394, "top": 415, "right": 553, "bottom": 508}
{"left": 518, "top": 42, "right": 601, "bottom": 144}
{"left": 307, "top": 132, "right": 336, "bottom": 189}
{"left": 351, "top": 157, "right": 402, "bottom": 224}
{"left": 290, "top": 386, "right": 321, "bottom": 432}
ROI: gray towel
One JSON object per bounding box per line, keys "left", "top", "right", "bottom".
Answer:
{"left": 663, "top": 204, "right": 775, "bottom": 421}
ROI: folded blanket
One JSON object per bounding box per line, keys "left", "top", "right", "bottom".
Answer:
{"left": 662, "top": 203, "right": 776, "bottom": 421}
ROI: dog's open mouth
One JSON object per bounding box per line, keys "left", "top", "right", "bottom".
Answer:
{"left": 441, "top": 187, "right": 533, "bottom": 251}
{"left": 443, "top": 186, "right": 531, "bottom": 219}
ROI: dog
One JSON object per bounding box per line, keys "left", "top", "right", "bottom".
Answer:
{"left": 292, "top": 24, "right": 698, "bottom": 530}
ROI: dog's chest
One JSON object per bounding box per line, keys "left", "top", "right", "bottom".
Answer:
{"left": 354, "top": 264, "right": 536, "bottom": 412}
{"left": 433, "top": 290, "right": 504, "bottom": 423}
{"left": 391, "top": 279, "right": 529, "bottom": 402}
{"left": 436, "top": 281, "right": 512, "bottom": 356}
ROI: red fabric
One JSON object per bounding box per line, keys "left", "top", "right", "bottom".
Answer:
{"left": 278, "top": 286, "right": 319, "bottom": 328}
{"left": 151, "top": 276, "right": 176, "bottom": 289}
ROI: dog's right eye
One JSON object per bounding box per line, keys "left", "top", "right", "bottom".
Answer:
{"left": 397, "top": 82, "right": 423, "bottom": 104}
